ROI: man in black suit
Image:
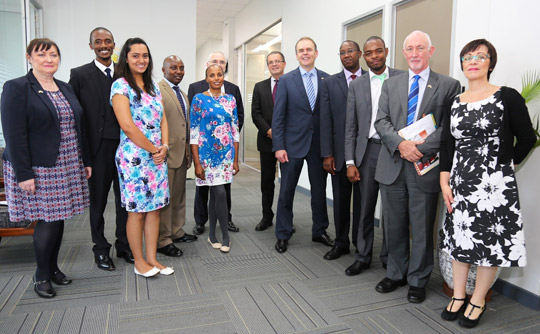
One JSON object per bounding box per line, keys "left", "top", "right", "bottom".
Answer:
{"left": 69, "top": 27, "right": 133, "bottom": 271}
{"left": 187, "top": 51, "right": 244, "bottom": 235}
{"left": 272, "top": 37, "right": 333, "bottom": 253}
{"left": 343, "top": 36, "right": 404, "bottom": 275}
{"left": 319, "top": 40, "right": 364, "bottom": 261}
{"left": 251, "top": 51, "right": 286, "bottom": 231}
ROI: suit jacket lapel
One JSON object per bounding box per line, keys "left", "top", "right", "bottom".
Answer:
{"left": 89, "top": 62, "right": 111, "bottom": 115}
{"left": 399, "top": 74, "right": 409, "bottom": 125}
{"left": 27, "top": 71, "right": 59, "bottom": 129}
{"left": 264, "top": 78, "right": 274, "bottom": 107}
{"left": 161, "top": 81, "right": 184, "bottom": 118}
{"left": 418, "top": 70, "right": 439, "bottom": 119}
{"left": 292, "top": 68, "right": 310, "bottom": 108}
{"left": 362, "top": 75, "right": 372, "bottom": 109}
{"left": 336, "top": 72, "right": 348, "bottom": 99}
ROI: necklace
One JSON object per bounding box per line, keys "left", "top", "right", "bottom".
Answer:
{"left": 207, "top": 89, "right": 223, "bottom": 100}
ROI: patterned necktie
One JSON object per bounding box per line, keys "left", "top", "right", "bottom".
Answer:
{"left": 350, "top": 74, "right": 357, "bottom": 80}
{"left": 105, "top": 68, "right": 112, "bottom": 79}
{"left": 407, "top": 75, "right": 420, "bottom": 126}
{"left": 172, "top": 86, "right": 188, "bottom": 140}
{"left": 272, "top": 79, "right": 278, "bottom": 103}
{"left": 305, "top": 72, "right": 316, "bottom": 111}
{"left": 373, "top": 72, "right": 387, "bottom": 83}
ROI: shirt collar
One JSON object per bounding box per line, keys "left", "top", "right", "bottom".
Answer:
{"left": 408, "top": 66, "right": 430, "bottom": 82}
{"left": 299, "top": 66, "right": 317, "bottom": 77}
{"left": 94, "top": 59, "right": 114, "bottom": 73}
{"left": 369, "top": 67, "right": 389, "bottom": 80}
{"left": 164, "top": 77, "right": 179, "bottom": 89}
{"left": 343, "top": 67, "right": 362, "bottom": 80}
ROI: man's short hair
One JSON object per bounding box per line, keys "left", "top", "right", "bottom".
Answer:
{"left": 402, "top": 30, "right": 432, "bottom": 49}
{"left": 266, "top": 51, "right": 285, "bottom": 63}
{"left": 363, "top": 36, "right": 386, "bottom": 49}
{"left": 341, "top": 40, "right": 360, "bottom": 51}
{"left": 295, "top": 37, "right": 317, "bottom": 53}
{"left": 89, "top": 27, "right": 114, "bottom": 43}
{"left": 207, "top": 51, "right": 226, "bottom": 62}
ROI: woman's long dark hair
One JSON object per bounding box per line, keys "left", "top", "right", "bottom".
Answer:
{"left": 114, "top": 37, "right": 155, "bottom": 98}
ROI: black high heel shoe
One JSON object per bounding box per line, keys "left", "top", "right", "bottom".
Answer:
{"left": 441, "top": 296, "right": 467, "bottom": 321}
{"left": 459, "top": 301, "right": 486, "bottom": 328}
{"left": 51, "top": 271, "right": 72, "bottom": 285}
{"left": 33, "top": 274, "right": 56, "bottom": 298}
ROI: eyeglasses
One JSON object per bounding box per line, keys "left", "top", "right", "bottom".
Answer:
{"left": 404, "top": 46, "right": 426, "bottom": 54}
{"left": 210, "top": 59, "right": 226, "bottom": 65}
{"left": 461, "top": 53, "right": 490, "bottom": 63}
{"left": 267, "top": 60, "right": 283, "bottom": 65}
{"left": 339, "top": 49, "right": 358, "bottom": 56}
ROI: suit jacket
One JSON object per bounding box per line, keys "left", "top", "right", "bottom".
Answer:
{"left": 272, "top": 67, "right": 329, "bottom": 158}
{"left": 187, "top": 79, "right": 244, "bottom": 130}
{"left": 69, "top": 61, "right": 118, "bottom": 157}
{"left": 158, "top": 79, "right": 191, "bottom": 169}
{"left": 1, "top": 70, "right": 89, "bottom": 182}
{"left": 320, "top": 68, "right": 366, "bottom": 171}
{"left": 374, "top": 69, "right": 460, "bottom": 193}
{"left": 251, "top": 77, "right": 274, "bottom": 152}
{"left": 344, "top": 67, "right": 405, "bottom": 168}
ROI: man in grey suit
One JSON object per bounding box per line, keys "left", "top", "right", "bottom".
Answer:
{"left": 320, "top": 40, "right": 364, "bottom": 261}
{"left": 374, "top": 31, "right": 460, "bottom": 303}
{"left": 343, "top": 36, "right": 403, "bottom": 275}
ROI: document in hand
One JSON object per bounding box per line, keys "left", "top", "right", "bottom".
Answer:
{"left": 398, "top": 114, "right": 439, "bottom": 176}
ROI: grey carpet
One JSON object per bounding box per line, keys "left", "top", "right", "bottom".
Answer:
{"left": 0, "top": 166, "right": 538, "bottom": 333}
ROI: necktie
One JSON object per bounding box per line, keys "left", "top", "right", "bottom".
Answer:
{"left": 350, "top": 74, "right": 357, "bottom": 80}
{"left": 172, "top": 86, "right": 189, "bottom": 140}
{"left": 373, "top": 73, "right": 387, "bottom": 83}
{"left": 272, "top": 79, "right": 278, "bottom": 103}
{"left": 407, "top": 75, "right": 420, "bottom": 126}
{"left": 105, "top": 68, "right": 112, "bottom": 79}
{"left": 305, "top": 72, "right": 316, "bottom": 111}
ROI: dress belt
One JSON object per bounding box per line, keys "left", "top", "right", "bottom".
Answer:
{"left": 368, "top": 138, "right": 382, "bottom": 144}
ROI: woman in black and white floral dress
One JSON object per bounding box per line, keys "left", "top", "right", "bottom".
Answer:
{"left": 439, "top": 39, "right": 535, "bottom": 328}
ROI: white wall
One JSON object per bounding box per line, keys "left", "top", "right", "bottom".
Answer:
{"left": 226, "top": 0, "right": 540, "bottom": 297}
{"left": 41, "top": 0, "right": 196, "bottom": 93}
{"left": 195, "top": 38, "right": 223, "bottom": 81}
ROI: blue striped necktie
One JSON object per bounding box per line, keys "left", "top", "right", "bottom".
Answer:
{"left": 407, "top": 75, "right": 420, "bottom": 126}
{"left": 304, "top": 72, "right": 316, "bottom": 111}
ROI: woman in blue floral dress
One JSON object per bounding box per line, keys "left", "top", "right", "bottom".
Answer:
{"left": 111, "top": 38, "right": 172, "bottom": 277}
{"left": 191, "top": 64, "right": 239, "bottom": 253}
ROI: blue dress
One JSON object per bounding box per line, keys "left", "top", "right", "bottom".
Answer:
{"left": 110, "top": 78, "right": 169, "bottom": 212}
{"left": 190, "top": 93, "right": 239, "bottom": 186}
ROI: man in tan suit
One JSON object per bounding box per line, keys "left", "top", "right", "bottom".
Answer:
{"left": 158, "top": 56, "right": 197, "bottom": 257}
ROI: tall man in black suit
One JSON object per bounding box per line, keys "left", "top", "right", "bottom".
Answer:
{"left": 251, "top": 51, "right": 286, "bottom": 231}
{"left": 319, "top": 40, "right": 364, "bottom": 261}
{"left": 343, "top": 36, "right": 404, "bottom": 275}
{"left": 187, "top": 51, "right": 244, "bottom": 234}
{"left": 69, "top": 27, "right": 133, "bottom": 271}
{"left": 374, "top": 31, "right": 460, "bottom": 303}
{"left": 272, "top": 37, "right": 333, "bottom": 254}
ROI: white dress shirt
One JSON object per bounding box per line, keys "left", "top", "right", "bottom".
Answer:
{"left": 94, "top": 59, "right": 114, "bottom": 77}
{"left": 408, "top": 67, "right": 430, "bottom": 122}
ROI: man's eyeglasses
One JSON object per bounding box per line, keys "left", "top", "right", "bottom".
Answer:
{"left": 210, "top": 60, "right": 226, "bottom": 65}
{"left": 461, "top": 53, "right": 490, "bottom": 63}
{"left": 267, "top": 60, "right": 283, "bottom": 65}
{"left": 339, "top": 49, "right": 358, "bottom": 56}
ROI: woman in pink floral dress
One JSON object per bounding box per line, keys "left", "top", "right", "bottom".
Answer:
{"left": 190, "top": 65, "right": 239, "bottom": 253}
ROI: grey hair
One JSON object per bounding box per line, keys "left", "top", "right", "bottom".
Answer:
{"left": 403, "top": 30, "right": 432, "bottom": 49}
{"left": 207, "top": 51, "right": 226, "bottom": 62}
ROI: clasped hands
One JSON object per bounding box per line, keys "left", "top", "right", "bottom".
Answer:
{"left": 152, "top": 145, "right": 168, "bottom": 165}
{"left": 398, "top": 139, "right": 424, "bottom": 162}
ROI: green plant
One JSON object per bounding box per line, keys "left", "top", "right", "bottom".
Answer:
{"left": 521, "top": 70, "right": 540, "bottom": 148}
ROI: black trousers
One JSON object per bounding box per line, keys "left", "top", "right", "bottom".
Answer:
{"left": 88, "top": 139, "right": 129, "bottom": 256}
{"left": 259, "top": 151, "right": 277, "bottom": 221}
{"left": 194, "top": 184, "right": 232, "bottom": 225}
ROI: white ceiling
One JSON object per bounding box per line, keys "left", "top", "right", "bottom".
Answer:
{"left": 196, "top": 0, "right": 252, "bottom": 49}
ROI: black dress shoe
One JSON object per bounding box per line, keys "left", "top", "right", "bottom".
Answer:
{"left": 51, "top": 271, "right": 72, "bottom": 285}
{"left": 157, "top": 243, "right": 183, "bottom": 257}
{"left": 407, "top": 286, "right": 426, "bottom": 303}
{"left": 33, "top": 275, "right": 56, "bottom": 298}
{"left": 228, "top": 221, "right": 240, "bottom": 232}
{"left": 193, "top": 224, "right": 205, "bottom": 235}
{"left": 312, "top": 232, "right": 334, "bottom": 247}
{"left": 375, "top": 277, "right": 407, "bottom": 293}
{"left": 459, "top": 301, "right": 486, "bottom": 328}
{"left": 173, "top": 233, "right": 198, "bottom": 243}
{"left": 275, "top": 239, "right": 288, "bottom": 253}
{"left": 441, "top": 296, "right": 467, "bottom": 321}
{"left": 324, "top": 246, "right": 350, "bottom": 260}
{"left": 117, "top": 250, "right": 135, "bottom": 264}
{"left": 255, "top": 219, "right": 273, "bottom": 231}
{"left": 345, "top": 260, "right": 370, "bottom": 275}
{"left": 95, "top": 255, "right": 116, "bottom": 271}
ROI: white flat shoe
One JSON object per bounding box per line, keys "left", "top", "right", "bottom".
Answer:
{"left": 134, "top": 266, "right": 159, "bottom": 277}
{"left": 208, "top": 237, "right": 222, "bottom": 249}
{"left": 159, "top": 267, "right": 174, "bottom": 275}
{"left": 220, "top": 243, "right": 231, "bottom": 253}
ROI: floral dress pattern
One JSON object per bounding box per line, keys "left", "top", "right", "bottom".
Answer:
{"left": 190, "top": 93, "right": 239, "bottom": 186}
{"left": 110, "top": 78, "right": 169, "bottom": 212}
{"left": 442, "top": 90, "right": 526, "bottom": 267}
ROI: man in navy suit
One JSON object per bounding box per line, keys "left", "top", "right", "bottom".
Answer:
{"left": 344, "top": 36, "right": 404, "bottom": 275}
{"left": 187, "top": 51, "right": 244, "bottom": 235}
{"left": 319, "top": 40, "right": 364, "bottom": 261}
{"left": 69, "top": 27, "right": 133, "bottom": 271}
{"left": 272, "top": 37, "right": 333, "bottom": 253}
{"left": 251, "top": 51, "right": 286, "bottom": 231}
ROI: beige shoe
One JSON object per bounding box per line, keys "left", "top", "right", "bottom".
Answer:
{"left": 207, "top": 237, "right": 222, "bottom": 249}
{"left": 220, "top": 242, "right": 231, "bottom": 253}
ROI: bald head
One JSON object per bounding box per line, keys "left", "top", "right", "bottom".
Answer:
{"left": 162, "top": 55, "right": 185, "bottom": 85}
